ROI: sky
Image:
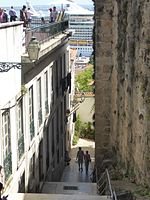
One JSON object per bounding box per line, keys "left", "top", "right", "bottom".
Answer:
{"left": 0, "top": 0, "right": 93, "bottom": 7}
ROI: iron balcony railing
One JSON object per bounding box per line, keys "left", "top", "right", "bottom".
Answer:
{"left": 96, "top": 168, "right": 117, "bottom": 200}
{"left": 25, "top": 20, "right": 69, "bottom": 47}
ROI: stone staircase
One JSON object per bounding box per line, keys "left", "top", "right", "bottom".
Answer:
{"left": 7, "top": 181, "right": 111, "bottom": 200}
{"left": 7, "top": 141, "right": 113, "bottom": 200}
{"left": 8, "top": 193, "right": 111, "bottom": 200}
{"left": 41, "top": 181, "right": 111, "bottom": 199}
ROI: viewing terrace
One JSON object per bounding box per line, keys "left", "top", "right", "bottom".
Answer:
{"left": 0, "top": 18, "right": 70, "bottom": 71}
{"left": 25, "top": 19, "right": 69, "bottom": 47}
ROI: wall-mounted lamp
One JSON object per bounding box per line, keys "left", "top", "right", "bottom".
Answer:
{"left": 27, "top": 36, "right": 41, "bottom": 61}
{"left": 0, "top": 37, "right": 40, "bottom": 73}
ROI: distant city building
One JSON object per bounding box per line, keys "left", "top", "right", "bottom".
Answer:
{"left": 67, "top": 5, "right": 94, "bottom": 58}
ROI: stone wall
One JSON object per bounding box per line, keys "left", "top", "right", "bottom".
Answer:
{"left": 95, "top": 0, "right": 113, "bottom": 167}
{"left": 95, "top": 0, "right": 150, "bottom": 186}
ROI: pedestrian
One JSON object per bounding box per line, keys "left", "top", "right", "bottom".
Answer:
{"left": 26, "top": 8, "right": 34, "bottom": 28}
{"left": 9, "top": 6, "right": 17, "bottom": 22}
{"left": 41, "top": 17, "right": 45, "bottom": 24}
{"left": 0, "top": 8, "right": 8, "bottom": 23}
{"left": 3, "top": 10, "right": 8, "bottom": 23}
{"left": 52, "top": 6, "right": 58, "bottom": 22}
{"left": 84, "top": 151, "right": 91, "bottom": 174}
{"left": 65, "top": 150, "right": 71, "bottom": 165}
{"left": 20, "top": 5, "right": 27, "bottom": 27}
{"left": 49, "top": 8, "right": 53, "bottom": 22}
{"left": 0, "top": 8, "right": 3, "bottom": 23}
{"left": 76, "top": 147, "right": 84, "bottom": 172}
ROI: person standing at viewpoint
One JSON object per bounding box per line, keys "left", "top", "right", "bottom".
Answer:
{"left": 49, "top": 8, "right": 53, "bottom": 22}
{"left": 9, "top": 6, "right": 17, "bottom": 22}
{"left": 76, "top": 147, "right": 84, "bottom": 172}
{"left": 20, "top": 5, "right": 27, "bottom": 27}
{"left": 52, "top": 6, "right": 58, "bottom": 22}
{"left": 26, "top": 7, "right": 34, "bottom": 27}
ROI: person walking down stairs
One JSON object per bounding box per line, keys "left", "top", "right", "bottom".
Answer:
{"left": 84, "top": 151, "right": 91, "bottom": 174}
{"left": 76, "top": 147, "right": 84, "bottom": 172}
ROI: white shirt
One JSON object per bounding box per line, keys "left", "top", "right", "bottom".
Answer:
{"left": 27, "top": 10, "right": 34, "bottom": 19}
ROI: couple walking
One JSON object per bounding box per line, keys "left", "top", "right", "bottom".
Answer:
{"left": 76, "top": 147, "right": 91, "bottom": 174}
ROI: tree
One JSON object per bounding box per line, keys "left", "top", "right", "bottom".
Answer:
{"left": 75, "top": 67, "right": 94, "bottom": 92}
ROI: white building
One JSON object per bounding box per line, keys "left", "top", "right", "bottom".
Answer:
{"left": 66, "top": 4, "right": 94, "bottom": 57}
{"left": 0, "top": 20, "right": 73, "bottom": 194}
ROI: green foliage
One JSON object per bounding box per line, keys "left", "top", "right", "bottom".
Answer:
{"left": 72, "top": 115, "right": 81, "bottom": 145}
{"left": 75, "top": 115, "right": 82, "bottom": 133}
{"left": 72, "top": 115, "right": 95, "bottom": 146}
{"left": 75, "top": 67, "right": 94, "bottom": 92}
{"left": 72, "top": 131, "right": 79, "bottom": 145}
{"left": 89, "top": 54, "right": 94, "bottom": 65}
{"left": 80, "top": 122, "right": 95, "bottom": 140}
{"left": 134, "top": 186, "right": 150, "bottom": 197}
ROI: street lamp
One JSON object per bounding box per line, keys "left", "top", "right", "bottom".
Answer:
{"left": 27, "top": 36, "right": 41, "bottom": 61}
{"left": 0, "top": 37, "right": 40, "bottom": 72}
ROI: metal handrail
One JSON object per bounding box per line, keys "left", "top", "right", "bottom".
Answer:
{"left": 25, "top": 20, "right": 69, "bottom": 47}
{"left": 96, "top": 168, "right": 118, "bottom": 200}
{"left": 106, "top": 169, "right": 113, "bottom": 198}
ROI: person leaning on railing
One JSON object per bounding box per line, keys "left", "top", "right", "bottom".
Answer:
{"left": 20, "top": 5, "right": 28, "bottom": 27}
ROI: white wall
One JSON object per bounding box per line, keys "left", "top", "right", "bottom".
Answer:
{"left": 77, "top": 97, "right": 95, "bottom": 123}
{"left": 0, "top": 22, "right": 24, "bottom": 107}
{"left": 0, "top": 22, "right": 24, "bottom": 62}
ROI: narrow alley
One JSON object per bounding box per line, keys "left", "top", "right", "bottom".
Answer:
{"left": 42, "top": 138, "right": 96, "bottom": 195}
{"left": 8, "top": 138, "right": 112, "bottom": 200}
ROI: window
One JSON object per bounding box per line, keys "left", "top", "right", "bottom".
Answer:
{"left": 60, "top": 102, "right": 63, "bottom": 134}
{"left": 50, "top": 65, "right": 54, "bottom": 105}
{"left": 44, "top": 71, "right": 49, "bottom": 115}
{"left": 29, "top": 86, "right": 34, "bottom": 140}
{"left": 37, "top": 78, "right": 42, "bottom": 126}
{"left": 51, "top": 118, "right": 55, "bottom": 157}
{"left": 56, "top": 109, "right": 59, "bottom": 144}
{"left": 17, "top": 100, "right": 24, "bottom": 160}
{"left": 30, "top": 153, "right": 35, "bottom": 178}
{"left": 18, "top": 172, "right": 25, "bottom": 192}
{"left": 60, "top": 56, "right": 62, "bottom": 84}
{"left": 63, "top": 53, "right": 66, "bottom": 78}
{"left": 2, "top": 111, "right": 12, "bottom": 181}
{"left": 55, "top": 61, "right": 59, "bottom": 97}
{"left": 57, "top": 149, "right": 59, "bottom": 164}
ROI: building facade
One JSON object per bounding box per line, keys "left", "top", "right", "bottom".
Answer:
{"left": 68, "top": 13, "right": 94, "bottom": 57}
{"left": 0, "top": 20, "right": 73, "bottom": 193}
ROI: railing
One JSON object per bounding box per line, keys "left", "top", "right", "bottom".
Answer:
{"left": 25, "top": 20, "right": 69, "bottom": 47}
{"left": 96, "top": 168, "right": 117, "bottom": 200}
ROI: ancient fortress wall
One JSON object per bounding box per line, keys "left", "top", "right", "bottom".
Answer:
{"left": 95, "top": 0, "right": 150, "bottom": 186}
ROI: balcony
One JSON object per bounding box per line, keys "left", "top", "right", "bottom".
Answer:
{"left": 25, "top": 20, "right": 69, "bottom": 47}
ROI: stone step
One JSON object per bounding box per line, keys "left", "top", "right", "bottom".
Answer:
{"left": 8, "top": 193, "right": 111, "bottom": 200}
{"left": 42, "top": 181, "right": 98, "bottom": 195}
